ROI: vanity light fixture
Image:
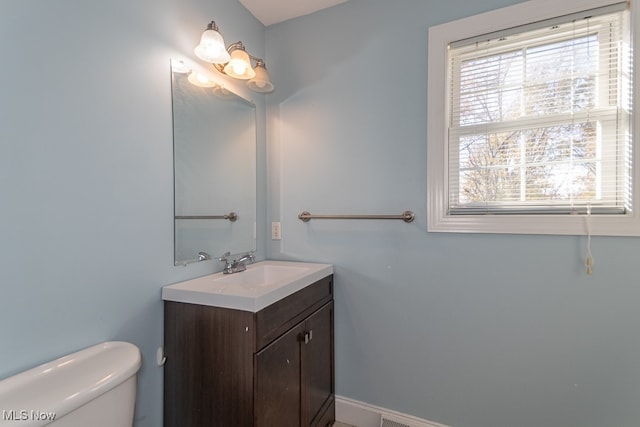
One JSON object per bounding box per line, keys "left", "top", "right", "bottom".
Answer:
{"left": 195, "top": 20, "right": 275, "bottom": 93}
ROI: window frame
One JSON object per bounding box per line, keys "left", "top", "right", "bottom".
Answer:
{"left": 427, "top": 0, "right": 640, "bottom": 235}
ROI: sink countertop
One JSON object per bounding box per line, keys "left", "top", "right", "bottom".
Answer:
{"left": 162, "top": 260, "right": 333, "bottom": 312}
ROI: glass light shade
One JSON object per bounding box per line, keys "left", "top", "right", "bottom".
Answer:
{"left": 223, "top": 49, "right": 255, "bottom": 80}
{"left": 247, "top": 62, "right": 274, "bottom": 93}
{"left": 187, "top": 72, "right": 216, "bottom": 88}
{"left": 194, "top": 27, "right": 230, "bottom": 64}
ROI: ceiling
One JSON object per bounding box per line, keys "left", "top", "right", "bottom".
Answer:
{"left": 238, "top": 0, "right": 349, "bottom": 26}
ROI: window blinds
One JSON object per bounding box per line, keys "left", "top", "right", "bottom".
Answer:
{"left": 447, "top": 2, "right": 632, "bottom": 215}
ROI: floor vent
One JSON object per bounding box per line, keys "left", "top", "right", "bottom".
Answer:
{"left": 380, "top": 416, "right": 414, "bottom": 427}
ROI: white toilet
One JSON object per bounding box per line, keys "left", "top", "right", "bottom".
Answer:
{"left": 0, "top": 341, "right": 141, "bottom": 427}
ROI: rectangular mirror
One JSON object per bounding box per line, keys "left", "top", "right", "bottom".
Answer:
{"left": 171, "top": 65, "right": 257, "bottom": 265}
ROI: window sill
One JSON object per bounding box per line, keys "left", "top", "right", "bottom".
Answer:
{"left": 427, "top": 209, "right": 640, "bottom": 236}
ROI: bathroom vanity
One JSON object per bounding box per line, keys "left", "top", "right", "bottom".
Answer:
{"left": 162, "top": 261, "right": 335, "bottom": 427}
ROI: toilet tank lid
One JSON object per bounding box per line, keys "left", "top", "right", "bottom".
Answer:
{"left": 0, "top": 341, "right": 141, "bottom": 425}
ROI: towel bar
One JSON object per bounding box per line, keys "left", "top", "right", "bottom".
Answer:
{"left": 298, "top": 210, "right": 414, "bottom": 223}
{"left": 175, "top": 212, "right": 238, "bottom": 222}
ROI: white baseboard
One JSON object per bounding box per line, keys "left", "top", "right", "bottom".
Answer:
{"left": 335, "top": 396, "right": 451, "bottom": 427}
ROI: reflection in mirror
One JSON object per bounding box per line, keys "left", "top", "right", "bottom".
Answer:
{"left": 171, "top": 65, "right": 256, "bottom": 266}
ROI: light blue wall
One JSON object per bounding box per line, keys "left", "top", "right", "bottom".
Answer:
{"left": 265, "top": 1, "right": 640, "bottom": 426}
{"left": 0, "top": 0, "right": 265, "bottom": 425}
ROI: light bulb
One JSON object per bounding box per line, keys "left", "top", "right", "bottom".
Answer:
{"left": 232, "top": 61, "right": 247, "bottom": 75}
{"left": 222, "top": 47, "right": 255, "bottom": 80}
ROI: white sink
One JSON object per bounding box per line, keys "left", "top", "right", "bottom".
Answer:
{"left": 162, "top": 260, "right": 333, "bottom": 312}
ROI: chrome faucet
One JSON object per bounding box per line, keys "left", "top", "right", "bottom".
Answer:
{"left": 198, "top": 251, "right": 212, "bottom": 261}
{"left": 218, "top": 252, "right": 233, "bottom": 272}
{"left": 219, "top": 251, "right": 255, "bottom": 274}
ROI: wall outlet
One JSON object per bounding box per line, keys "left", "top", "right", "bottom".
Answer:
{"left": 271, "top": 222, "right": 282, "bottom": 240}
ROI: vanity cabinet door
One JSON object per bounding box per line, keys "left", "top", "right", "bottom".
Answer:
{"left": 255, "top": 301, "right": 335, "bottom": 427}
{"left": 304, "top": 302, "right": 334, "bottom": 426}
{"left": 255, "top": 322, "right": 305, "bottom": 426}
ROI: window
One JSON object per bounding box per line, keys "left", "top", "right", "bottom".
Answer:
{"left": 427, "top": 0, "right": 639, "bottom": 235}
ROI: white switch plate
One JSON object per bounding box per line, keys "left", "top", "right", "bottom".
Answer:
{"left": 271, "top": 222, "right": 281, "bottom": 240}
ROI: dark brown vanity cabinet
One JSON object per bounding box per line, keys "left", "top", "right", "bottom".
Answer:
{"left": 164, "top": 275, "right": 335, "bottom": 427}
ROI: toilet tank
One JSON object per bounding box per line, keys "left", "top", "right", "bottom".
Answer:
{"left": 0, "top": 341, "right": 141, "bottom": 427}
